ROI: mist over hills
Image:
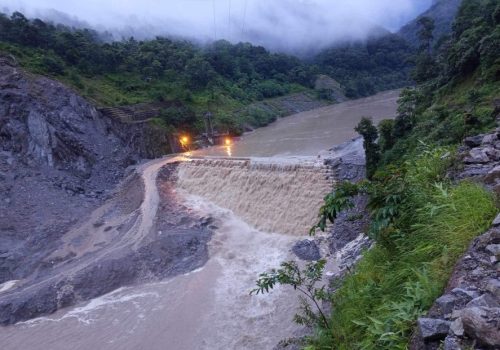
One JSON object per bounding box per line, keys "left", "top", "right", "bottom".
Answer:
{"left": 0, "top": 0, "right": 433, "bottom": 54}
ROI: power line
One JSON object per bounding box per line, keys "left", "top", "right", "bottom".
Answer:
{"left": 228, "top": 0, "right": 232, "bottom": 41}
{"left": 212, "top": 0, "right": 217, "bottom": 41}
{"left": 242, "top": 0, "right": 247, "bottom": 35}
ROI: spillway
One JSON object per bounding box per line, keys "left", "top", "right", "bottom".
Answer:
{"left": 176, "top": 157, "right": 334, "bottom": 235}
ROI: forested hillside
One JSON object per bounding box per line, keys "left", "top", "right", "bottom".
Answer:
{"left": 314, "top": 33, "right": 414, "bottom": 98}
{"left": 0, "top": 10, "right": 422, "bottom": 137}
{"left": 0, "top": 12, "right": 321, "bottom": 135}
{"left": 398, "top": 0, "right": 463, "bottom": 48}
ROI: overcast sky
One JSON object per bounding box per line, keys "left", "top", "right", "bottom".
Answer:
{"left": 0, "top": 0, "right": 432, "bottom": 53}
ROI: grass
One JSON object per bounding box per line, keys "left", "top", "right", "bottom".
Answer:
{"left": 308, "top": 147, "right": 497, "bottom": 350}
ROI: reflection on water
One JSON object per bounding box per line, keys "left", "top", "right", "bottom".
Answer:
{"left": 225, "top": 145, "right": 232, "bottom": 157}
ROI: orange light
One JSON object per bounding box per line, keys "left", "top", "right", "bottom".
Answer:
{"left": 180, "top": 136, "right": 189, "bottom": 144}
{"left": 225, "top": 138, "right": 231, "bottom": 146}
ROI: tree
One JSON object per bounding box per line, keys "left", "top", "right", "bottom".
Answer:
{"left": 355, "top": 117, "right": 380, "bottom": 179}
{"left": 393, "top": 88, "right": 418, "bottom": 138}
{"left": 251, "top": 259, "right": 332, "bottom": 331}
{"left": 378, "top": 119, "right": 395, "bottom": 152}
{"left": 417, "top": 17, "right": 435, "bottom": 54}
{"left": 412, "top": 17, "right": 437, "bottom": 83}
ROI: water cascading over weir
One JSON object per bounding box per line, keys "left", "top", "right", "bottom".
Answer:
{"left": 175, "top": 157, "right": 335, "bottom": 235}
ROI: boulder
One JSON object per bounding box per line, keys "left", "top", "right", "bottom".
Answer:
{"left": 464, "top": 135, "right": 484, "bottom": 148}
{"left": 443, "top": 336, "right": 462, "bottom": 350}
{"left": 417, "top": 318, "right": 451, "bottom": 341}
{"left": 463, "top": 148, "right": 490, "bottom": 164}
{"left": 484, "top": 165, "right": 500, "bottom": 184}
{"left": 482, "top": 133, "right": 498, "bottom": 145}
{"left": 436, "top": 294, "right": 459, "bottom": 314}
{"left": 292, "top": 240, "right": 321, "bottom": 261}
{"left": 485, "top": 147, "right": 500, "bottom": 161}
{"left": 485, "top": 279, "right": 500, "bottom": 300}
{"left": 450, "top": 318, "right": 464, "bottom": 337}
{"left": 485, "top": 244, "right": 500, "bottom": 256}
{"left": 451, "top": 288, "right": 480, "bottom": 300}
{"left": 466, "top": 294, "right": 499, "bottom": 308}
{"left": 461, "top": 307, "right": 500, "bottom": 347}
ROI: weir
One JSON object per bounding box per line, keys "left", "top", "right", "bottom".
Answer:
{"left": 175, "top": 157, "right": 335, "bottom": 235}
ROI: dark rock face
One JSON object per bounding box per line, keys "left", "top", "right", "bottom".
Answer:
{"left": 0, "top": 56, "right": 139, "bottom": 285}
{"left": 461, "top": 307, "right": 500, "bottom": 347}
{"left": 418, "top": 318, "right": 451, "bottom": 341}
{"left": 0, "top": 56, "right": 136, "bottom": 175}
{"left": 292, "top": 240, "right": 321, "bottom": 261}
{"left": 321, "top": 138, "right": 370, "bottom": 253}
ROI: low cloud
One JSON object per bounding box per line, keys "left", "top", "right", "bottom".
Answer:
{"left": 0, "top": 0, "right": 432, "bottom": 53}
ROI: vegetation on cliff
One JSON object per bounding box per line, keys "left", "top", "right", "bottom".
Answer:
{"left": 305, "top": 1, "right": 500, "bottom": 348}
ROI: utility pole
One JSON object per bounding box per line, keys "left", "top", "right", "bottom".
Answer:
{"left": 204, "top": 111, "right": 214, "bottom": 145}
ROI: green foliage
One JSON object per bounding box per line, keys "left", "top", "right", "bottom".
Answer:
{"left": 158, "top": 105, "right": 197, "bottom": 131}
{"left": 310, "top": 181, "right": 361, "bottom": 235}
{"left": 393, "top": 88, "right": 419, "bottom": 138}
{"left": 355, "top": 117, "right": 380, "bottom": 179}
{"left": 251, "top": 259, "right": 332, "bottom": 330}
{"left": 255, "top": 80, "right": 289, "bottom": 98}
{"left": 308, "top": 148, "right": 497, "bottom": 350}
{"left": 378, "top": 119, "right": 395, "bottom": 152}
{"left": 315, "top": 34, "right": 414, "bottom": 98}
{"left": 417, "top": 16, "right": 435, "bottom": 53}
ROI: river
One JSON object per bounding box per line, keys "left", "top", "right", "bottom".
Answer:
{"left": 0, "top": 90, "right": 399, "bottom": 350}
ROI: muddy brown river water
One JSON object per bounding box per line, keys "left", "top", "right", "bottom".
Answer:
{"left": 0, "top": 90, "right": 399, "bottom": 350}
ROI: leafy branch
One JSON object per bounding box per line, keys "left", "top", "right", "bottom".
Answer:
{"left": 250, "top": 259, "right": 331, "bottom": 330}
{"left": 309, "top": 181, "right": 364, "bottom": 235}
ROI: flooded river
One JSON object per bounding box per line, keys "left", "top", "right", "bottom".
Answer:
{"left": 0, "top": 90, "right": 399, "bottom": 350}
{"left": 195, "top": 89, "right": 400, "bottom": 157}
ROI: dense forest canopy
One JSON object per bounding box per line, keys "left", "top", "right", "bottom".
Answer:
{"left": 314, "top": 33, "right": 414, "bottom": 97}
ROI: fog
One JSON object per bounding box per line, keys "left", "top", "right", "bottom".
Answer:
{"left": 0, "top": 0, "right": 432, "bottom": 53}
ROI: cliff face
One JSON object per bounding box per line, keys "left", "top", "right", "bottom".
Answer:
{"left": 0, "top": 55, "right": 138, "bottom": 176}
{"left": 0, "top": 55, "right": 138, "bottom": 283}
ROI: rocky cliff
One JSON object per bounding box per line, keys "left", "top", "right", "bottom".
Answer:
{"left": 0, "top": 54, "right": 139, "bottom": 284}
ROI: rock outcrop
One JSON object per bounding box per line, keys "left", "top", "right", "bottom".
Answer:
{"left": 0, "top": 55, "right": 138, "bottom": 284}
